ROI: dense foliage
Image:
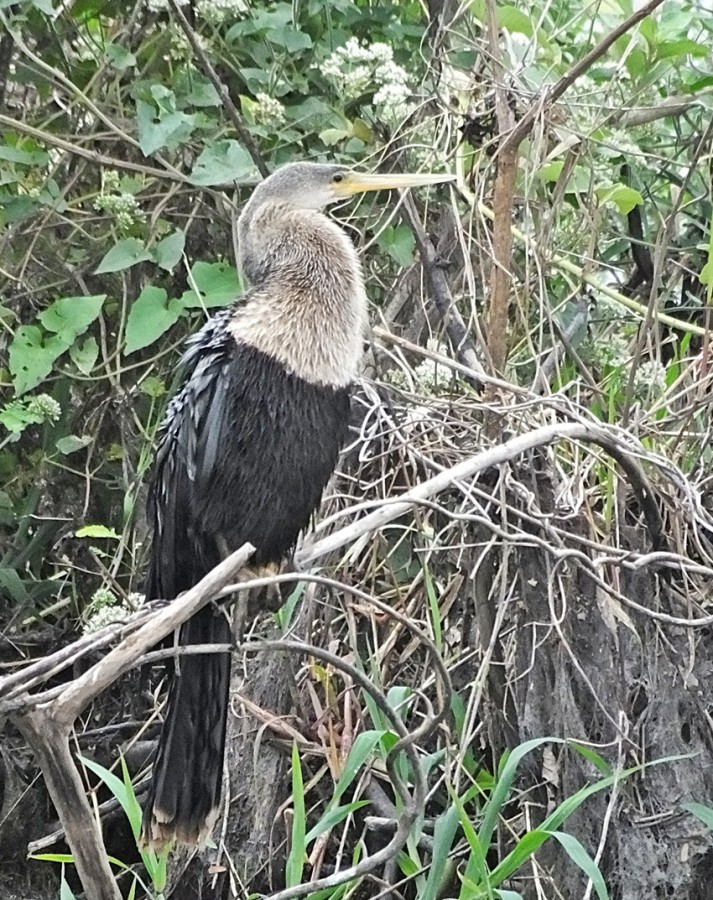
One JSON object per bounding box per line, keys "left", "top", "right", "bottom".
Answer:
{"left": 1, "top": 0, "right": 712, "bottom": 897}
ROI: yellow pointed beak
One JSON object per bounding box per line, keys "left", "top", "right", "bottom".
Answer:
{"left": 336, "top": 170, "right": 455, "bottom": 196}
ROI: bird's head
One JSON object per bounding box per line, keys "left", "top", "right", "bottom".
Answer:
{"left": 249, "top": 161, "right": 454, "bottom": 211}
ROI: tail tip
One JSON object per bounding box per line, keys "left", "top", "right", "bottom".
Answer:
{"left": 140, "top": 804, "right": 219, "bottom": 851}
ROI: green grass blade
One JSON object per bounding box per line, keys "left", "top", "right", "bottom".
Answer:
{"left": 547, "top": 831, "right": 608, "bottom": 899}
{"left": 423, "top": 562, "right": 442, "bottom": 652}
{"left": 305, "top": 800, "right": 370, "bottom": 844}
{"left": 332, "top": 730, "right": 386, "bottom": 804}
{"left": 683, "top": 801, "right": 713, "bottom": 830}
{"left": 60, "top": 867, "right": 77, "bottom": 900}
{"left": 478, "top": 737, "right": 561, "bottom": 849}
{"left": 285, "top": 742, "right": 306, "bottom": 888}
{"left": 421, "top": 803, "right": 461, "bottom": 900}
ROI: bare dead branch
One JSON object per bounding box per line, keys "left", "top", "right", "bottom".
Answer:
{"left": 7, "top": 542, "right": 255, "bottom": 900}
{"left": 13, "top": 711, "right": 123, "bottom": 900}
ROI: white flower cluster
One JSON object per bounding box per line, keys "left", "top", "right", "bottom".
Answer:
{"left": 145, "top": 0, "right": 189, "bottom": 12}
{"left": 633, "top": 359, "right": 667, "bottom": 400}
{"left": 414, "top": 339, "right": 450, "bottom": 391}
{"left": 83, "top": 588, "right": 143, "bottom": 635}
{"left": 195, "top": 0, "right": 248, "bottom": 24}
{"left": 322, "top": 38, "right": 413, "bottom": 120}
{"left": 165, "top": 24, "right": 210, "bottom": 62}
{"left": 27, "top": 394, "right": 62, "bottom": 422}
{"left": 83, "top": 603, "right": 130, "bottom": 634}
{"left": 254, "top": 92, "right": 286, "bottom": 127}
{"left": 94, "top": 171, "right": 144, "bottom": 232}
{"left": 588, "top": 332, "right": 630, "bottom": 369}
{"left": 146, "top": 0, "right": 245, "bottom": 22}
{"left": 384, "top": 340, "right": 451, "bottom": 394}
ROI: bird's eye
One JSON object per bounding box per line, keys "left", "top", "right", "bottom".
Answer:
{"left": 333, "top": 173, "right": 344, "bottom": 184}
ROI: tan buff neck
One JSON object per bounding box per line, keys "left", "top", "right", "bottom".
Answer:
{"left": 231, "top": 206, "right": 367, "bottom": 387}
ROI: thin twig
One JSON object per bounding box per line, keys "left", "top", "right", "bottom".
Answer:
{"left": 399, "top": 193, "right": 486, "bottom": 377}
{"left": 167, "top": 0, "right": 269, "bottom": 178}
{"left": 501, "top": 0, "right": 668, "bottom": 153}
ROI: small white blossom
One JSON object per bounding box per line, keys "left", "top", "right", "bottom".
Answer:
{"left": 164, "top": 24, "right": 210, "bottom": 61}
{"left": 146, "top": 0, "right": 188, "bottom": 12}
{"left": 383, "top": 366, "right": 410, "bottom": 390}
{"left": 101, "top": 170, "right": 120, "bottom": 193}
{"left": 83, "top": 604, "right": 131, "bottom": 634}
{"left": 373, "top": 81, "right": 413, "bottom": 121}
{"left": 321, "top": 39, "right": 413, "bottom": 118}
{"left": 94, "top": 187, "right": 144, "bottom": 233}
{"left": 633, "top": 359, "right": 667, "bottom": 400}
{"left": 254, "top": 92, "right": 286, "bottom": 127}
{"left": 82, "top": 586, "right": 137, "bottom": 635}
{"left": 27, "top": 394, "right": 61, "bottom": 422}
{"left": 588, "top": 332, "right": 630, "bottom": 369}
{"left": 196, "top": 0, "right": 247, "bottom": 24}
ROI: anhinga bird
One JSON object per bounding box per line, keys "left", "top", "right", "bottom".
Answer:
{"left": 141, "top": 161, "right": 453, "bottom": 848}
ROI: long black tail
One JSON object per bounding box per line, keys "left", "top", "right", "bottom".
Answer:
{"left": 141, "top": 605, "right": 232, "bottom": 848}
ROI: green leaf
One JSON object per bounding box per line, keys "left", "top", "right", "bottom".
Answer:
{"left": 181, "top": 78, "right": 221, "bottom": 107}
{"left": 489, "top": 829, "right": 550, "bottom": 886}
{"left": 136, "top": 96, "right": 196, "bottom": 156}
{"left": 479, "top": 737, "right": 555, "bottom": 849}
{"left": 124, "top": 286, "right": 184, "bottom": 354}
{"left": 657, "top": 39, "right": 708, "bottom": 60}
{"left": 189, "top": 140, "right": 256, "bottom": 186}
{"left": 421, "top": 805, "right": 461, "bottom": 900}
{"left": 304, "top": 800, "right": 370, "bottom": 844}
{"left": 0, "top": 400, "right": 45, "bottom": 433}
{"left": 118, "top": 757, "right": 143, "bottom": 840}
{"left": 180, "top": 261, "right": 242, "bottom": 308}
{"left": 570, "top": 743, "right": 613, "bottom": 777}
{"left": 386, "top": 685, "right": 412, "bottom": 720}
{"left": 547, "top": 831, "right": 608, "bottom": 899}
{"left": 498, "top": 5, "right": 534, "bottom": 36}
{"left": 332, "top": 730, "right": 387, "bottom": 804}
{"left": 105, "top": 42, "right": 136, "bottom": 70}
{"left": 139, "top": 375, "right": 167, "bottom": 398}
{"left": 538, "top": 161, "right": 565, "bottom": 183}
{"left": 55, "top": 435, "right": 92, "bottom": 455}
{"left": 624, "top": 47, "right": 647, "bottom": 79}
{"left": 75, "top": 524, "right": 120, "bottom": 538}
{"left": 453, "top": 788, "right": 490, "bottom": 897}
{"left": 320, "top": 127, "right": 351, "bottom": 146}
{"left": 270, "top": 27, "right": 312, "bottom": 52}
{"left": 684, "top": 801, "right": 713, "bottom": 830}
{"left": 0, "top": 144, "right": 49, "bottom": 165}
{"left": 60, "top": 871, "right": 77, "bottom": 900}
{"left": 538, "top": 162, "right": 590, "bottom": 193}
{"left": 0, "top": 568, "right": 31, "bottom": 604}
{"left": 153, "top": 229, "right": 185, "bottom": 272}
{"left": 285, "top": 743, "right": 306, "bottom": 888}
{"left": 596, "top": 183, "right": 643, "bottom": 215}
{"left": 8, "top": 326, "right": 68, "bottom": 395}
{"left": 69, "top": 336, "right": 99, "bottom": 375}
{"left": 96, "top": 238, "right": 152, "bottom": 274}
{"left": 78, "top": 755, "right": 129, "bottom": 814}
{"left": 377, "top": 225, "right": 415, "bottom": 267}
{"left": 39, "top": 295, "right": 106, "bottom": 342}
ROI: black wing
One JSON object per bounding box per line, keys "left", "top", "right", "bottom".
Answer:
{"left": 144, "top": 308, "right": 350, "bottom": 602}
